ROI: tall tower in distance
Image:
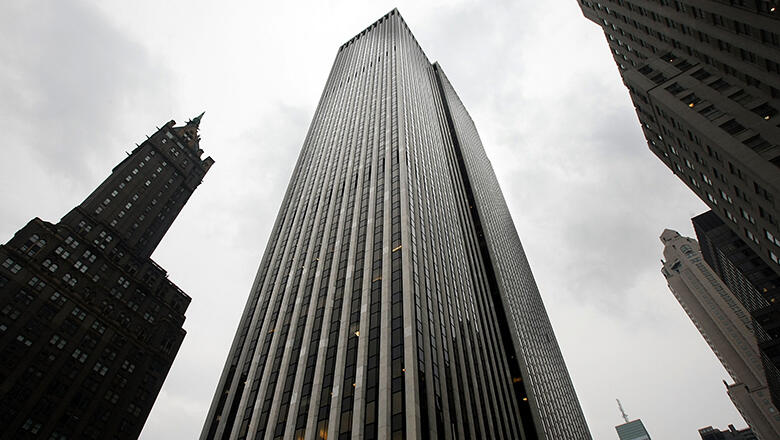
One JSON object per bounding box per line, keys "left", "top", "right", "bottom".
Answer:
{"left": 0, "top": 115, "right": 213, "bottom": 439}
{"left": 615, "top": 400, "right": 651, "bottom": 440}
{"left": 660, "top": 229, "right": 780, "bottom": 439}
{"left": 201, "top": 9, "right": 590, "bottom": 440}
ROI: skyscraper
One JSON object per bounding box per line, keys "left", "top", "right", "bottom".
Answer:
{"left": 693, "top": 211, "right": 779, "bottom": 319}
{"left": 616, "top": 420, "right": 652, "bottom": 440}
{"left": 615, "top": 400, "right": 652, "bottom": 440}
{"left": 201, "top": 9, "right": 590, "bottom": 440}
{"left": 693, "top": 210, "right": 780, "bottom": 405}
{"left": 577, "top": 2, "right": 779, "bottom": 274}
{"left": 0, "top": 115, "right": 213, "bottom": 439}
{"left": 660, "top": 229, "right": 780, "bottom": 439}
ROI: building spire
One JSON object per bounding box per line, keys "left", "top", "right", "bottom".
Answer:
{"left": 188, "top": 111, "right": 205, "bottom": 129}
{"left": 617, "top": 399, "right": 630, "bottom": 423}
{"left": 171, "top": 112, "right": 205, "bottom": 151}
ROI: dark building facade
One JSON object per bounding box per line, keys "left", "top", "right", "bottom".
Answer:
{"left": 578, "top": 1, "right": 779, "bottom": 274}
{"left": 699, "top": 424, "right": 758, "bottom": 440}
{"left": 693, "top": 210, "right": 780, "bottom": 406}
{"left": 201, "top": 9, "right": 590, "bottom": 440}
{"left": 0, "top": 116, "right": 213, "bottom": 439}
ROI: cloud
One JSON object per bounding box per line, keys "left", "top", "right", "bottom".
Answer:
{"left": 0, "top": 0, "right": 172, "bottom": 182}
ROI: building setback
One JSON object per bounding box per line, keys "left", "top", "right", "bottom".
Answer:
{"left": 660, "top": 229, "right": 780, "bottom": 439}
{"left": 201, "top": 9, "right": 590, "bottom": 440}
{"left": 578, "top": 1, "right": 779, "bottom": 273}
{"left": 0, "top": 115, "right": 213, "bottom": 439}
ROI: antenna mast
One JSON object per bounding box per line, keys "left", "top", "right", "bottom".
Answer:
{"left": 616, "top": 399, "right": 630, "bottom": 423}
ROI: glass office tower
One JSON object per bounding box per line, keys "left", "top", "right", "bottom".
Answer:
{"left": 202, "top": 10, "right": 590, "bottom": 440}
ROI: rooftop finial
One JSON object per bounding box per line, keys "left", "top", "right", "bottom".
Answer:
{"left": 188, "top": 111, "right": 205, "bottom": 129}
{"left": 617, "top": 399, "right": 630, "bottom": 423}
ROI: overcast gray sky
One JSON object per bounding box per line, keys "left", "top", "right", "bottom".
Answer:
{"left": 0, "top": 1, "right": 748, "bottom": 438}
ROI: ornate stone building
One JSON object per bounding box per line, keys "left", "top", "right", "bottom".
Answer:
{"left": 0, "top": 115, "right": 213, "bottom": 439}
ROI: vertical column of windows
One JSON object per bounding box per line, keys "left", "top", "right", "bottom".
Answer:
{"left": 372, "top": 18, "right": 396, "bottom": 440}
{"left": 361, "top": 20, "right": 388, "bottom": 440}
{"left": 368, "top": 55, "right": 393, "bottom": 440}
{"left": 374, "top": 115, "right": 391, "bottom": 437}
{"left": 333, "top": 43, "right": 372, "bottom": 439}
{"left": 475, "top": 178, "right": 522, "bottom": 438}
{"left": 232, "top": 172, "right": 308, "bottom": 439}
{"left": 401, "top": 23, "right": 501, "bottom": 437}
{"left": 318, "top": 39, "right": 363, "bottom": 440}
{"left": 266, "top": 186, "right": 325, "bottom": 438}
{"left": 230, "top": 24, "right": 349, "bottom": 375}
{"left": 398, "top": 33, "right": 431, "bottom": 438}
{"left": 425, "top": 63, "right": 455, "bottom": 439}
{"left": 441, "top": 66, "right": 587, "bottom": 436}
{"left": 439, "top": 218, "right": 469, "bottom": 439}
{"left": 249, "top": 46, "right": 360, "bottom": 438}
{"left": 362, "top": 137, "right": 381, "bottom": 436}
{"left": 283, "top": 39, "right": 360, "bottom": 440}
{"left": 335, "top": 177, "right": 360, "bottom": 440}
{"left": 227, "top": 87, "right": 342, "bottom": 439}
{"left": 389, "top": 37, "right": 406, "bottom": 439}
{"left": 282, "top": 151, "right": 341, "bottom": 439}
{"left": 288, "top": 201, "right": 328, "bottom": 437}
{"left": 266, "top": 75, "right": 360, "bottom": 437}
{"left": 419, "top": 63, "right": 472, "bottom": 439}
{"left": 317, "top": 151, "right": 349, "bottom": 434}
{"left": 433, "top": 65, "right": 532, "bottom": 439}
{"left": 333, "top": 25, "right": 384, "bottom": 440}
{"left": 308, "top": 207, "right": 338, "bottom": 438}
{"left": 463, "top": 169, "right": 524, "bottom": 440}
{"left": 383, "top": 16, "right": 408, "bottom": 440}
{"left": 305, "top": 177, "right": 340, "bottom": 437}
{"left": 225, "top": 36, "right": 361, "bottom": 440}
{"left": 303, "top": 37, "right": 367, "bottom": 439}
{"left": 427, "top": 91, "right": 479, "bottom": 437}
{"left": 400, "top": 37, "right": 436, "bottom": 438}
{"left": 282, "top": 105, "right": 342, "bottom": 438}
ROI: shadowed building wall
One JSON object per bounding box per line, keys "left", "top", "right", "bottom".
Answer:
{"left": 693, "top": 210, "right": 780, "bottom": 406}
{"left": 699, "top": 424, "right": 757, "bottom": 440}
{"left": 0, "top": 116, "right": 213, "bottom": 439}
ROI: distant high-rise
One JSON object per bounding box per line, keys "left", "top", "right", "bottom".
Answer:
{"left": 615, "top": 400, "right": 651, "bottom": 440}
{"left": 579, "top": 1, "right": 779, "bottom": 276}
{"left": 693, "top": 210, "right": 780, "bottom": 405}
{"left": 201, "top": 9, "right": 590, "bottom": 440}
{"left": 616, "top": 420, "right": 651, "bottom": 440}
{"left": 660, "top": 229, "right": 780, "bottom": 439}
{"left": 0, "top": 116, "right": 213, "bottom": 439}
{"left": 699, "top": 424, "right": 758, "bottom": 440}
